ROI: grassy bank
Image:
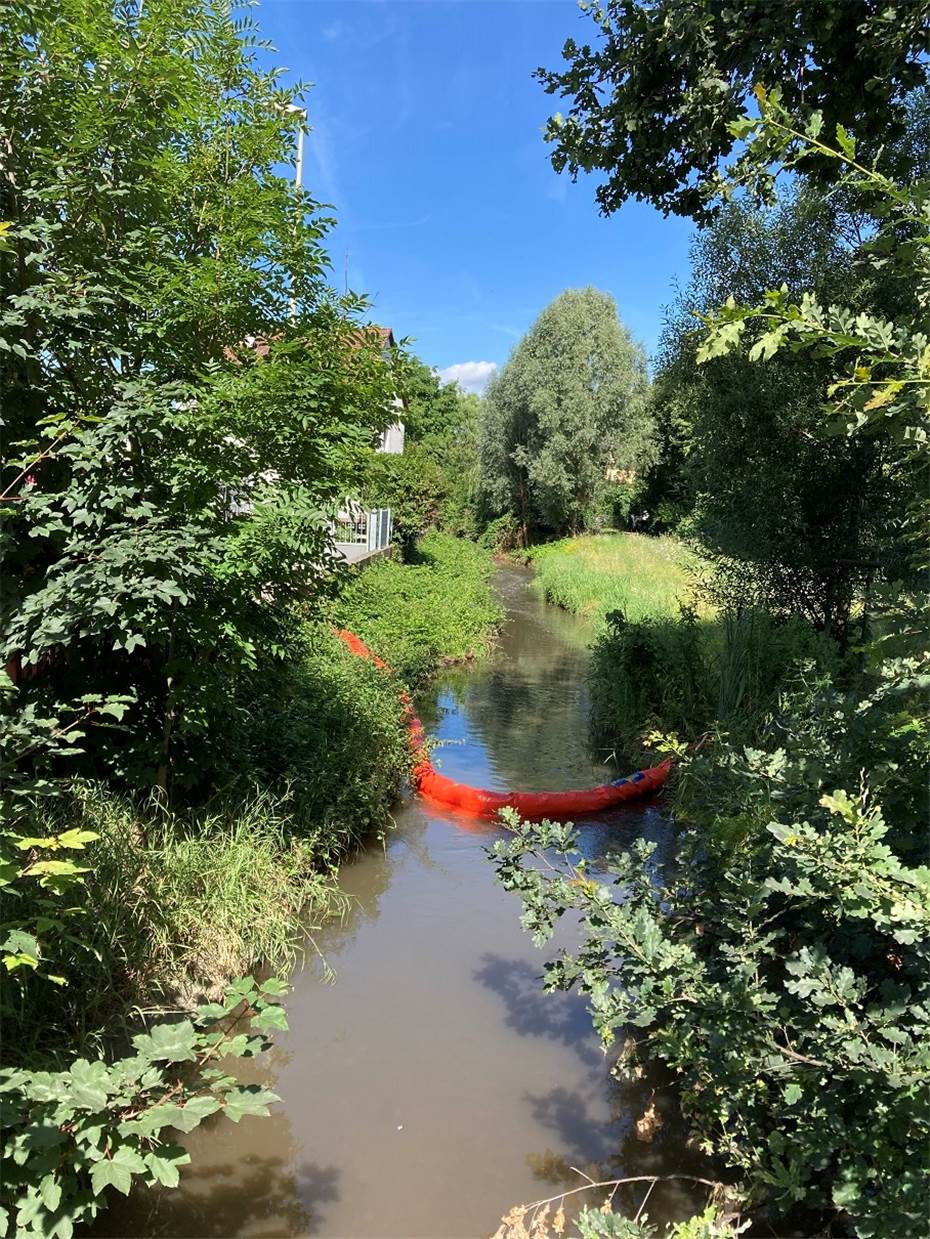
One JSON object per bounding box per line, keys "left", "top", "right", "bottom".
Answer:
{"left": 337, "top": 531, "right": 503, "bottom": 683}
{"left": 526, "top": 533, "right": 839, "bottom": 761}
{"left": 10, "top": 536, "right": 502, "bottom": 1059}
{"left": 7, "top": 628, "right": 411, "bottom": 1060}
{"left": 529, "top": 532, "right": 700, "bottom": 626}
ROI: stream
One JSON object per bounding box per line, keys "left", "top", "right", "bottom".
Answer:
{"left": 100, "top": 565, "right": 706, "bottom": 1238}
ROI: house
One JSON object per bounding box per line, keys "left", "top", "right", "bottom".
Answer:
{"left": 332, "top": 326, "right": 403, "bottom": 563}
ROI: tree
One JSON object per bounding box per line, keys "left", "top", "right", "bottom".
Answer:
{"left": 0, "top": 0, "right": 398, "bottom": 796}
{"left": 363, "top": 357, "right": 482, "bottom": 551}
{"left": 647, "top": 183, "right": 911, "bottom": 641}
{"left": 478, "top": 288, "right": 651, "bottom": 540}
{"left": 537, "top": 0, "right": 929, "bottom": 220}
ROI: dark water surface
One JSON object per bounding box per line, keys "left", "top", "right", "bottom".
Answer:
{"left": 100, "top": 567, "right": 706, "bottom": 1238}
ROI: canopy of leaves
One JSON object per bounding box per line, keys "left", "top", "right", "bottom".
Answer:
{"left": 648, "top": 182, "right": 914, "bottom": 640}
{"left": 537, "top": 0, "right": 930, "bottom": 220}
{"left": 0, "top": 0, "right": 398, "bottom": 794}
{"left": 365, "top": 358, "right": 482, "bottom": 548}
{"left": 478, "top": 287, "right": 651, "bottom": 539}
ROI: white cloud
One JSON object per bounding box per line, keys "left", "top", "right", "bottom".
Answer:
{"left": 437, "top": 360, "right": 498, "bottom": 395}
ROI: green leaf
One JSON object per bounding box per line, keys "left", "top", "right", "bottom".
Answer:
{"left": 144, "top": 1145, "right": 190, "bottom": 1188}
{"left": 39, "top": 1174, "right": 62, "bottom": 1213}
{"left": 222, "top": 1086, "right": 279, "bottom": 1123}
{"left": 90, "top": 1158, "right": 133, "bottom": 1197}
{"left": 250, "top": 1004, "right": 288, "bottom": 1033}
{"left": 171, "top": 1094, "right": 221, "bottom": 1132}
{"left": 67, "top": 1059, "right": 114, "bottom": 1110}
{"left": 132, "top": 1020, "right": 198, "bottom": 1064}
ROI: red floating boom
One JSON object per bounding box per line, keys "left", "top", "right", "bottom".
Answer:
{"left": 334, "top": 628, "right": 670, "bottom": 820}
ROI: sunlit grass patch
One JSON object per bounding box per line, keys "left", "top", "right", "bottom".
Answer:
{"left": 529, "top": 532, "right": 704, "bottom": 626}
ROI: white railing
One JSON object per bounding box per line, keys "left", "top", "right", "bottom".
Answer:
{"left": 331, "top": 507, "right": 392, "bottom": 555}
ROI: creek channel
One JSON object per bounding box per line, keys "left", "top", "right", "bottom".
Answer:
{"left": 101, "top": 565, "right": 708, "bottom": 1238}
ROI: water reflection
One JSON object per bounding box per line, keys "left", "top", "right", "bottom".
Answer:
{"left": 100, "top": 566, "right": 704, "bottom": 1239}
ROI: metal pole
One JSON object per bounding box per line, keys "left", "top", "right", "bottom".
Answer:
{"left": 287, "top": 107, "right": 307, "bottom": 318}
{"left": 295, "top": 124, "right": 305, "bottom": 194}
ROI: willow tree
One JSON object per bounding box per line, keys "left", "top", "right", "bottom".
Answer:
{"left": 478, "top": 288, "right": 650, "bottom": 540}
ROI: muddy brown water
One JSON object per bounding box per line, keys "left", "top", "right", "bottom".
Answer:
{"left": 99, "top": 566, "right": 708, "bottom": 1238}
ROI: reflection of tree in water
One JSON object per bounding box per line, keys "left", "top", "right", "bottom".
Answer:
{"left": 475, "top": 951, "right": 712, "bottom": 1230}
{"left": 93, "top": 1154, "right": 339, "bottom": 1238}
{"left": 420, "top": 566, "right": 631, "bottom": 794}
{"left": 429, "top": 649, "right": 608, "bottom": 793}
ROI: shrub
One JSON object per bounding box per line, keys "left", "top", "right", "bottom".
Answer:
{"left": 239, "top": 626, "right": 411, "bottom": 844}
{"left": 336, "top": 532, "right": 502, "bottom": 683}
{"left": 589, "top": 607, "right": 840, "bottom": 762}
{"left": 1, "top": 975, "right": 287, "bottom": 1238}
{"left": 479, "top": 513, "right": 523, "bottom": 553}
{"left": 491, "top": 648, "right": 930, "bottom": 1237}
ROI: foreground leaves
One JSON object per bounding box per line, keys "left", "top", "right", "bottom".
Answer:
{"left": 490, "top": 650, "right": 930, "bottom": 1235}
{"left": 0, "top": 976, "right": 288, "bottom": 1237}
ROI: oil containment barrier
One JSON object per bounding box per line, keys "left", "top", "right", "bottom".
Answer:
{"left": 334, "top": 628, "right": 671, "bottom": 820}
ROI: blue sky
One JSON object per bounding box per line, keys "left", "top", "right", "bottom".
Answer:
{"left": 256, "top": 0, "right": 696, "bottom": 390}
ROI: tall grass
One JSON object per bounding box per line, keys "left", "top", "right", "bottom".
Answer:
{"left": 529, "top": 532, "right": 701, "bottom": 625}
{"left": 526, "top": 533, "right": 840, "bottom": 762}
{"left": 7, "top": 625, "right": 414, "bottom": 1061}
{"left": 589, "top": 608, "right": 841, "bottom": 764}
{"left": 7, "top": 786, "right": 341, "bottom": 1061}
{"left": 337, "top": 530, "right": 503, "bottom": 682}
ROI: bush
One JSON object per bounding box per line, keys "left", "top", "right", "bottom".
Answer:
{"left": 336, "top": 532, "right": 502, "bottom": 683}
{"left": 491, "top": 647, "right": 930, "bottom": 1237}
{"left": 239, "top": 626, "right": 411, "bottom": 845}
{"left": 479, "top": 513, "right": 523, "bottom": 553}
{"left": 589, "top": 607, "right": 840, "bottom": 762}
{"left": 2, "top": 975, "right": 287, "bottom": 1238}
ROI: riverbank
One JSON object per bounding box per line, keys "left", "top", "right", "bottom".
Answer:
{"left": 9, "top": 536, "right": 503, "bottom": 1062}
{"left": 527, "top": 532, "right": 837, "bottom": 763}
{"left": 528, "top": 532, "right": 700, "bottom": 627}
{"left": 336, "top": 531, "right": 503, "bottom": 683}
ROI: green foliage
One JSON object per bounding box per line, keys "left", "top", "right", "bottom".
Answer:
{"left": 574, "top": 1205, "right": 734, "bottom": 1238}
{"left": 1, "top": 0, "right": 398, "bottom": 797}
{"left": 478, "top": 288, "right": 652, "bottom": 540}
{"left": 239, "top": 626, "right": 411, "bottom": 840}
{"left": 1, "top": 974, "right": 287, "bottom": 1237}
{"left": 491, "top": 666, "right": 930, "bottom": 1235}
{"left": 697, "top": 94, "right": 930, "bottom": 462}
{"left": 362, "top": 360, "right": 482, "bottom": 549}
{"left": 336, "top": 532, "right": 502, "bottom": 684}
{"left": 1, "top": 825, "right": 97, "bottom": 988}
{"left": 529, "top": 533, "right": 698, "bottom": 626}
{"left": 478, "top": 513, "right": 523, "bottom": 554}
{"left": 364, "top": 443, "right": 450, "bottom": 553}
{"left": 537, "top": 0, "right": 928, "bottom": 220}
{"left": 648, "top": 179, "right": 912, "bottom": 641}
{"left": 589, "top": 607, "right": 839, "bottom": 763}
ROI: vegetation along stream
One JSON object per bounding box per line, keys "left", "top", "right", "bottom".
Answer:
{"left": 96, "top": 565, "right": 707, "bottom": 1238}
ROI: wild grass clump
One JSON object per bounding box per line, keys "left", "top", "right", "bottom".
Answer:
{"left": 6, "top": 786, "right": 334, "bottom": 1061}
{"left": 337, "top": 530, "right": 503, "bottom": 683}
{"left": 529, "top": 532, "right": 701, "bottom": 626}
{"left": 589, "top": 606, "right": 841, "bottom": 763}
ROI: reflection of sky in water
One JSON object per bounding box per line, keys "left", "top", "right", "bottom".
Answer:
{"left": 421, "top": 566, "right": 617, "bottom": 793}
